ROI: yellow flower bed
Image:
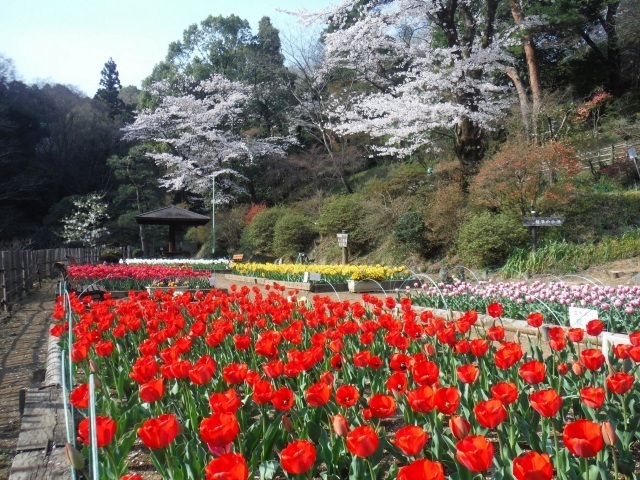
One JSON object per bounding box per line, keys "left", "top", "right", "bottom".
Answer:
{"left": 231, "top": 262, "right": 409, "bottom": 282}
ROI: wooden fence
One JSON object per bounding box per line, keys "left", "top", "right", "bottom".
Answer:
{"left": 0, "top": 247, "right": 130, "bottom": 313}
{"left": 578, "top": 140, "right": 640, "bottom": 171}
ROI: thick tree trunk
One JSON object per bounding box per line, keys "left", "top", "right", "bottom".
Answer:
{"left": 454, "top": 117, "right": 484, "bottom": 192}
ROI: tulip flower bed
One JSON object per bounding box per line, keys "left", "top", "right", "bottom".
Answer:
{"left": 407, "top": 280, "right": 640, "bottom": 334}
{"left": 231, "top": 262, "right": 410, "bottom": 283}
{"left": 67, "top": 264, "right": 213, "bottom": 292}
{"left": 52, "top": 287, "right": 640, "bottom": 480}
{"left": 123, "top": 259, "right": 231, "bottom": 271}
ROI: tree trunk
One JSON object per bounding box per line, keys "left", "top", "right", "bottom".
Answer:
{"left": 604, "top": 2, "right": 622, "bottom": 95}
{"left": 509, "top": 0, "right": 543, "bottom": 142}
{"left": 454, "top": 116, "right": 484, "bottom": 192}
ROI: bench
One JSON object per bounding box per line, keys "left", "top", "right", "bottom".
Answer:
{"left": 232, "top": 254, "right": 245, "bottom": 263}
{"left": 53, "top": 262, "right": 107, "bottom": 300}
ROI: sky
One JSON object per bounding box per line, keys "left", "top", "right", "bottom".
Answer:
{"left": 0, "top": 0, "right": 336, "bottom": 97}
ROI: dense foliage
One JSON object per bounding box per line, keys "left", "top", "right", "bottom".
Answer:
{"left": 1, "top": 1, "right": 640, "bottom": 269}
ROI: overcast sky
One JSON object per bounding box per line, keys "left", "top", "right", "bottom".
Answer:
{"left": 0, "top": 0, "right": 336, "bottom": 97}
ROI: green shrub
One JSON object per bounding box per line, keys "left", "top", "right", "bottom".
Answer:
{"left": 100, "top": 248, "right": 122, "bottom": 264}
{"left": 393, "top": 211, "right": 427, "bottom": 251}
{"left": 132, "top": 249, "right": 144, "bottom": 258}
{"left": 317, "top": 195, "right": 368, "bottom": 253}
{"left": 272, "top": 213, "right": 318, "bottom": 259}
{"left": 456, "top": 212, "right": 529, "bottom": 268}
{"left": 241, "top": 206, "right": 285, "bottom": 256}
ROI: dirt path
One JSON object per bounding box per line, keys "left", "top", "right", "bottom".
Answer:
{"left": 0, "top": 281, "right": 57, "bottom": 480}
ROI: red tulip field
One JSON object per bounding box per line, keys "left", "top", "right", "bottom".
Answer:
{"left": 52, "top": 283, "right": 640, "bottom": 479}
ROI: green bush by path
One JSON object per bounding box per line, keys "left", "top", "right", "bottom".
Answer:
{"left": 456, "top": 212, "right": 529, "bottom": 268}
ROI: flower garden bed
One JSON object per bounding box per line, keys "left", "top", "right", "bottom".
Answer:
{"left": 50, "top": 283, "right": 640, "bottom": 480}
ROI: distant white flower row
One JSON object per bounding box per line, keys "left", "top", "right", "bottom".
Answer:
{"left": 123, "top": 258, "right": 230, "bottom": 266}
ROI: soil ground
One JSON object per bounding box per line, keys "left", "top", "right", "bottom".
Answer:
{"left": 0, "top": 259, "right": 638, "bottom": 479}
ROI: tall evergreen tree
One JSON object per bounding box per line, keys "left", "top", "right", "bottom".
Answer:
{"left": 95, "top": 58, "right": 125, "bottom": 118}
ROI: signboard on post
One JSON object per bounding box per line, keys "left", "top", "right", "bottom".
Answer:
{"left": 524, "top": 212, "right": 565, "bottom": 254}
{"left": 337, "top": 233, "right": 349, "bottom": 248}
{"left": 522, "top": 217, "right": 565, "bottom": 227}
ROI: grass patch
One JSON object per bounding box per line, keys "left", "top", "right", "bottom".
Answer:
{"left": 502, "top": 230, "right": 640, "bottom": 276}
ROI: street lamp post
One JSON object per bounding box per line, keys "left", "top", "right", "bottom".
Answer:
{"left": 629, "top": 148, "right": 640, "bottom": 181}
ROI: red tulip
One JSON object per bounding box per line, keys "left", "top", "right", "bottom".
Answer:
{"left": 393, "top": 425, "right": 429, "bottom": 456}
{"left": 434, "top": 386, "right": 460, "bottom": 415}
{"left": 139, "top": 378, "right": 164, "bottom": 403}
{"left": 494, "top": 342, "right": 523, "bottom": 370}
{"left": 95, "top": 340, "right": 114, "bottom": 357}
{"left": 606, "top": 371, "right": 634, "bottom": 394}
{"left": 335, "top": 385, "right": 360, "bottom": 407}
{"left": 567, "top": 328, "right": 584, "bottom": 343}
{"left": 487, "top": 326, "right": 505, "bottom": 342}
{"left": 129, "top": 356, "right": 159, "bottom": 384}
{"left": 271, "top": 387, "right": 295, "bottom": 411}
{"left": 487, "top": 302, "right": 503, "bottom": 318}
{"left": 252, "top": 379, "right": 274, "bottom": 405}
{"left": 474, "top": 399, "right": 508, "bottom": 429}
{"left": 280, "top": 439, "right": 316, "bottom": 475}
{"left": 580, "top": 386, "right": 605, "bottom": 409}
{"left": 449, "top": 415, "right": 471, "bottom": 440}
{"left": 580, "top": 349, "right": 605, "bottom": 371}
{"left": 386, "top": 371, "right": 409, "bottom": 394}
{"left": 512, "top": 451, "right": 553, "bottom": 480}
{"left": 69, "top": 383, "right": 89, "bottom": 409}
{"left": 547, "top": 326, "right": 566, "bottom": 348}
{"left": 368, "top": 393, "right": 397, "bottom": 418}
{"left": 529, "top": 388, "right": 562, "bottom": 417}
{"left": 204, "top": 452, "right": 248, "bottom": 480}
{"left": 557, "top": 362, "right": 569, "bottom": 375}
{"left": 306, "top": 381, "right": 331, "bottom": 407}
{"left": 397, "top": 458, "right": 445, "bottom": 480}
{"left": 563, "top": 419, "right": 604, "bottom": 457}
{"left": 586, "top": 319, "right": 604, "bottom": 336}
{"left": 526, "top": 312, "right": 544, "bottom": 328}
{"left": 346, "top": 425, "right": 379, "bottom": 457}
{"left": 209, "top": 388, "right": 241, "bottom": 414}
{"left": 455, "top": 435, "right": 494, "bottom": 472}
{"left": 407, "top": 385, "right": 435, "bottom": 413}
{"left": 519, "top": 360, "right": 547, "bottom": 385}
{"left": 189, "top": 355, "right": 216, "bottom": 385}
{"left": 200, "top": 412, "right": 240, "bottom": 448}
{"left": 77, "top": 416, "right": 117, "bottom": 447}
{"left": 456, "top": 364, "right": 480, "bottom": 384}
{"left": 138, "top": 413, "right": 180, "bottom": 449}
{"left": 490, "top": 381, "right": 518, "bottom": 405}
{"left": 629, "top": 331, "right": 640, "bottom": 346}
{"left": 469, "top": 338, "right": 490, "bottom": 357}
{"left": 412, "top": 360, "right": 440, "bottom": 386}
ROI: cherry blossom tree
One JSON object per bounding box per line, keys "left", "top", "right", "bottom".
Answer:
{"left": 123, "top": 74, "right": 291, "bottom": 203}
{"left": 60, "top": 193, "right": 109, "bottom": 247}
{"left": 298, "top": 0, "right": 513, "bottom": 187}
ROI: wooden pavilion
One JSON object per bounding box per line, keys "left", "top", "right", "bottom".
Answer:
{"left": 135, "top": 205, "right": 210, "bottom": 255}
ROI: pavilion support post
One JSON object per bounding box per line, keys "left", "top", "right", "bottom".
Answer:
{"left": 168, "top": 225, "right": 176, "bottom": 254}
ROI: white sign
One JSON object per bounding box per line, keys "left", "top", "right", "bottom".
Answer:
{"left": 568, "top": 306, "right": 599, "bottom": 329}
{"left": 337, "top": 233, "right": 348, "bottom": 247}
{"left": 303, "top": 272, "right": 322, "bottom": 283}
